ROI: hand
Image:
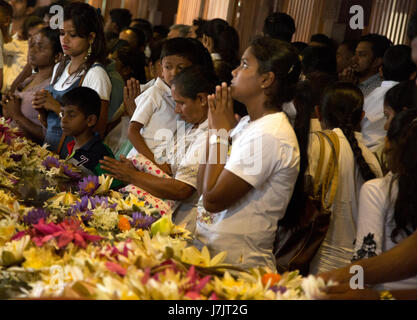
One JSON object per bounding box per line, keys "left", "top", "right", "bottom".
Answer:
{"left": 207, "top": 82, "right": 236, "bottom": 132}
{"left": 321, "top": 283, "right": 380, "bottom": 300}
{"left": 32, "top": 89, "right": 61, "bottom": 114}
{"left": 99, "top": 155, "right": 138, "bottom": 183}
{"left": 338, "top": 67, "right": 358, "bottom": 84}
{"left": 2, "top": 95, "right": 23, "bottom": 120}
{"left": 123, "top": 77, "right": 141, "bottom": 118}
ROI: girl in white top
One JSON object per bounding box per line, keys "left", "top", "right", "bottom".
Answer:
{"left": 32, "top": 2, "right": 111, "bottom": 157}
{"left": 309, "top": 82, "right": 383, "bottom": 274}
{"left": 195, "top": 37, "right": 301, "bottom": 272}
{"left": 353, "top": 109, "right": 417, "bottom": 290}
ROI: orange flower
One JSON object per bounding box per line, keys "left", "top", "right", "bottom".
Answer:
{"left": 262, "top": 273, "right": 281, "bottom": 287}
{"left": 118, "top": 216, "right": 131, "bottom": 232}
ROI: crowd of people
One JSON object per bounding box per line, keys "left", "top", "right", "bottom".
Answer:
{"left": 1, "top": 0, "right": 417, "bottom": 300}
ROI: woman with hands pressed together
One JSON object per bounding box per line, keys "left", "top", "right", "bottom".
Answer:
{"left": 32, "top": 2, "right": 111, "bottom": 158}
{"left": 100, "top": 66, "right": 218, "bottom": 233}
{"left": 195, "top": 36, "right": 301, "bottom": 272}
{"left": 1, "top": 27, "right": 62, "bottom": 144}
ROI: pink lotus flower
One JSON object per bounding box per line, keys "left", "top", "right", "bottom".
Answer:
{"left": 17, "top": 218, "right": 102, "bottom": 249}
{"left": 105, "top": 261, "right": 127, "bottom": 276}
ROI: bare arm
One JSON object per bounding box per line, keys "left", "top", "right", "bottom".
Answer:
{"left": 100, "top": 156, "right": 194, "bottom": 200}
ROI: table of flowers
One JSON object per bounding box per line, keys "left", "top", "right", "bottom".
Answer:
{"left": 0, "top": 118, "right": 331, "bottom": 300}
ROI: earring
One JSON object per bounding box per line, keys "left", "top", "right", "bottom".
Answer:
{"left": 85, "top": 43, "right": 92, "bottom": 61}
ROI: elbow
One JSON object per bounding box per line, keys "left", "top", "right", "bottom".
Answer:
{"left": 202, "top": 194, "right": 227, "bottom": 213}
{"left": 174, "top": 183, "right": 194, "bottom": 201}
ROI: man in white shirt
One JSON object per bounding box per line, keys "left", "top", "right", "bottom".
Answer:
{"left": 361, "top": 45, "right": 416, "bottom": 150}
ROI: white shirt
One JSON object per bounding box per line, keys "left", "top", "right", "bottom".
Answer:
{"left": 51, "top": 62, "right": 111, "bottom": 101}
{"left": 169, "top": 119, "right": 209, "bottom": 233}
{"left": 128, "top": 77, "right": 179, "bottom": 158}
{"left": 309, "top": 129, "right": 383, "bottom": 274}
{"left": 140, "top": 78, "right": 156, "bottom": 93}
{"left": 2, "top": 35, "right": 28, "bottom": 92}
{"left": 195, "top": 112, "right": 300, "bottom": 272}
{"left": 361, "top": 80, "right": 398, "bottom": 151}
{"left": 353, "top": 172, "right": 417, "bottom": 290}
{"left": 282, "top": 101, "right": 296, "bottom": 127}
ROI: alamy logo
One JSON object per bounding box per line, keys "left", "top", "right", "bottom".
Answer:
{"left": 49, "top": 5, "right": 64, "bottom": 30}
{"left": 349, "top": 265, "right": 364, "bottom": 289}
{"left": 350, "top": 5, "right": 364, "bottom": 30}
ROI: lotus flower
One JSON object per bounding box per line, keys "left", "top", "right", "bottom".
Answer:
{"left": 79, "top": 176, "right": 99, "bottom": 196}
{"left": 28, "top": 218, "right": 102, "bottom": 249}
{"left": 42, "top": 156, "right": 60, "bottom": 169}
{"left": 131, "top": 212, "right": 157, "bottom": 230}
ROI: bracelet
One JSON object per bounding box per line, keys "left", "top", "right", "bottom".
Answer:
{"left": 379, "top": 290, "right": 395, "bottom": 300}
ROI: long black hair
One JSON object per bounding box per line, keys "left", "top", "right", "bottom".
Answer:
{"left": 52, "top": 2, "right": 107, "bottom": 85}
{"left": 386, "top": 109, "right": 417, "bottom": 242}
{"left": 320, "top": 82, "right": 376, "bottom": 181}
{"left": 250, "top": 36, "right": 301, "bottom": 111}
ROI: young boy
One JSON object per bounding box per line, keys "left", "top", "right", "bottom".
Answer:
{"left": 60, "top": 86, "right": 117, "bottom": 178}
{"left": 127, "top": 37, "right": 213, "bottom": 175}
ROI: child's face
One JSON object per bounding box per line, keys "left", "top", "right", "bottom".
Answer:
{"left": 161, "top": 55, "right": 192, "bottom": 87}
{"left": 60, "top": 20, "right": 91, "bottom": 59}
{"left": 60, "top": 105, "right": 95, "bottom": 138}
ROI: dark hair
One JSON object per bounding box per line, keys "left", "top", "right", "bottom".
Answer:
{"left": 340, "top": 39, "right": 358, "bottom": 54}
{"left": 0, "top": 0, "right": 12, "bottom": 17}
{"left": 279, "top": 80, "right": 315, "bottom": 229}
{"left": 310, "top": 34, "right": 336, "bottom": 50}
{"left": 192, "top": 18, "right": 207, "bottom": 39}
{"left": 385, "top": 80, "right": 417, "bottom": 113}
{"left": 382, "top": 45, "right": 416, "bottom": 81}
{"left": 386, "top": 109, "right": 417, "bottom": 242}
{"left": 52, "top": 2, "right": 107, "bottom": 85}
{"left": 33, "top": 5, "right": 49, "bottom": 19}
{"left": 202, "top": 19, "right": 240, "bottom": 67}
{"left": 250, "top": 36, "right": 301, "bottom": 110}
{"left": 301, "top": 45, "right": 337, "bottom": 76}
{"left": 115, "top": 45, "right": 146, "bottom": 82}
{"left": 359, "top": 33, "right": 392, "bottom": 59}
{"left": 292, "top": 41, "right": 308, "bottom": 53}
{"left": 61, "top": 86, "right": 101, "bottom": 119}
{"left": 160, "top": 37, "right": 215, "bottom": 73}
{"left": 172, "top": 65, "right": 218, "bottom": 100}
{"left": 407, "top": 10, "right": 417, "bottom": 40}
{"left": 39, "top": 26, "right": 62, "bottom": 56}
{"left": 126, "top": 26, "right": 146, "bottom": 49}
{"left": 110, "top": 8, "right": 132, "bottom": 33}
{"left": 22, "top": 15, "right": 43, "bottom": 40}
{"left": 27, "top": 0, "right": 37, "bottom": 8}
{"left": 149, "top": 40, "right": 163, "bottom": 64}
{"left": 263, "top": 12, "right": 295, "bottom": 42}
{"left": 320, "top": 82, "right": 376, "bottom": 181}
{"left": 153, "top": 25, "right": 169, "bottom": 40}
{"left": 131, "top": 18, "right": 152, "bottom": 43}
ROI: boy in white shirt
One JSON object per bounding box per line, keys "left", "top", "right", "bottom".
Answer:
{"left": 127, "top": 37, "right": 214, "bottom": 175}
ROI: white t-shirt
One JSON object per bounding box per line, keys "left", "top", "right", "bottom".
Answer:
{"left": 167, "top": 119, "right": 209, "bottom": 233}
{"left": 128, "top": 77, "right": 179, "bottom": 158}
{"left": 361, "top": 80, "right": 398, "bottom": 151}
{"left": 353, "top": 172, "right": 417, "bottom": 290}
{"left": 282, "top": 101, "right": 296, "bottom": 127}
{"left": 51, "top": 62, "right": 111, "bottom": 101}
{"left": 195, "top": 112, "right": 300, "bottom": 271}
{"left": 308, "top": 129, "right": 383, "bottom": 274}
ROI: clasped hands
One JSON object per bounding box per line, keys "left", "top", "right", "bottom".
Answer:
{"left": 208, "top": 82, "right": 237, "bottom": 132}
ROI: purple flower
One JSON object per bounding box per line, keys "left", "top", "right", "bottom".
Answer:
{"left": 42, "top": 156, "right": 60, "bottom": 169}
{"left": 68, "top": 196, "right": 116, "bottom": 217}
{"left": 78, "top": 176, "right": 99, "bottom": 196}
{"left": 62, "top": 164, "right": 82, "bottom": 180}
{"left": 270, "top": 286, "right": 287, "bottom": 294}
{"left": 130, "top": 212, "right": 157, "bottom": 230}
{"left": 23, "top": 208, "right": 50, "bottom": 226}
{"left": 68, "top": 196, "right": 90, "bottom": 215}
{"left": 10, "top": 154, "right": 23, "bottom": 162}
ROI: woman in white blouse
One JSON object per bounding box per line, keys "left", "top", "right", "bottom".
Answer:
{"left": 195, "top": 37, "right": 301, "bottom": 272}
{"left": 309, "top": 82, "right": 383, "bottom": 274}
{"left": 353, "top": 109, "right": 417, "bottom": 290}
